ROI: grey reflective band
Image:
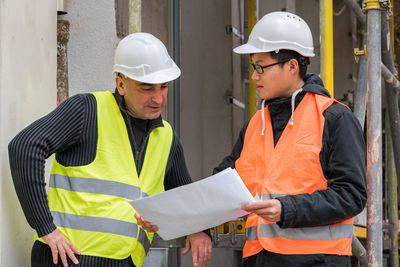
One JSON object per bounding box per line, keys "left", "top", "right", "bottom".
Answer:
{"left": 262, "top": 194, "right": 286, "bottom": 200}
{"left": 246, "top": 226, "right": 258, "bottom": 240}
{"left": 50, "top": 174, "right": 143, "bottom": 200}
{"left": 52, "top": 211, "right": 138, "bottom": 238}
{"left": 138, "top": 228, "right": 151, "bottom": 253}
{"left": 259, "top": 223, "right": 353, "bottom": 240}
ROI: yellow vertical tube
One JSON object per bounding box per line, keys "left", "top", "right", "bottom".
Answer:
{"left": 320, "top": 0, "right": 334, "bottom": 97}
{"left": 248, "top": 0, "right": 256, "bottom": 117}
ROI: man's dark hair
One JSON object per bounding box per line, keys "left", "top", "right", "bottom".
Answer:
{"left": 270, "top": 50, "right": 309, "bottom": 80}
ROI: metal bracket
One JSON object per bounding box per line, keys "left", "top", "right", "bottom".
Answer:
{"left": 226, "top": 25, "right": 244, "bottom": 40}
{"left": 212, "top": 226, "right": 220, "bottom": 246}
{"left": 227, "top": 96, "right": 246, "bottom": 110}
{"left": 231, "top": 222, "right": 237, "bottom": 245}
{"left": 354, "top": 44, "right": 368, "bottom": 63}
{"left": 362, "top": 0, "right": 392, "bottom": 16}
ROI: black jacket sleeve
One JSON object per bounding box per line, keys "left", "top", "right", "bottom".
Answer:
{"left": 212, "top": 122, "right": 249, "bottom": 174}
{"left": 277, "top": 104, "right": 367, "bottom": 228}
{"left": 8, "top": 94, "right": 87, "bottom": 237}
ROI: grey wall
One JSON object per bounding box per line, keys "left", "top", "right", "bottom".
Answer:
{"left": 332, "top": 0, "right": 358, "bottom": 103}
{"left": 63, "top": 0, "right": 120, "bottom": 95}
{"left": 180, "top": 0, "right": 234, "bottom": 181}
{"left": 0, "top": 0, "right": 57, "bottom": 266}
{"left": 179, "top": 0, "right": 235, "bottom": 265}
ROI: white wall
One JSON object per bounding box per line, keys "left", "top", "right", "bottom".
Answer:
{"left": 0, "top": 0, "right": 57, "bottom": 266}
{"left": 63, "top": 0, "right": 120, "bottom": 95}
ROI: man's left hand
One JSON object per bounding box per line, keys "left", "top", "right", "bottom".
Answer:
{"left": 181, "top": 232, "right": 212, "bottom": 267}
{"left": 241, "top": 199, "right": 282, "bottom": 222}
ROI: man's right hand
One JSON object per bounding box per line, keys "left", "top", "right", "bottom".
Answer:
{"left": 135, "top": 212, "right": 159, "bottom": 232}
{"left": 41, "top": 229, "right": 81, "bottom": 267}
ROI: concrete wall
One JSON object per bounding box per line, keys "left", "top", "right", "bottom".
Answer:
{"left": 0, "top": 0, "right": 57, "bottom": 266}
{"left": 63, "top": 0, "right": 120, "bottom": 96}
{"left": 180, "top": 0, "right": 234, "bottom": 181}
{"left": 180, "top": 0, "right": 235, "bottom": 266}
{"left": 142, "top": 0, "right": 168, "bottom": 45}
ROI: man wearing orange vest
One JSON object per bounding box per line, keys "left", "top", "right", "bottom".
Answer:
{"left": 213, "top": 11, "right": 367, "bottom": 266}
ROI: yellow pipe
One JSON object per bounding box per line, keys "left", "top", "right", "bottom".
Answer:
{"left": 320, "top": 0, "right": 334, "bottom": 97}
{"left": 248, "top": 0, "right": 256, "bottom": 117}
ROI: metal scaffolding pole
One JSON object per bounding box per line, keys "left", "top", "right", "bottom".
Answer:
{"left": 343, "top": 0, "right": 400, "bottom": 93}
{"left": 343, "top": 0, "right": 367, "bottom": 28}
{"left": 386, "top": 112, "right": 399, "bottom": 267}
{"left": 352, "top": 235, "right": 367, "bottom": 266}
{"left": 365, "top": 3, "right": 383, "bottom": 266}
{"left": 353, "top": 34, "right": 368, "bottom": 130}
{"left": 381, "top": 13, "right": 400, "bottom": 267}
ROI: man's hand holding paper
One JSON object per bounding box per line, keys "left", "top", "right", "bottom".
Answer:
{"left": 129, "top": 167, "right": 255, "bottom": 240}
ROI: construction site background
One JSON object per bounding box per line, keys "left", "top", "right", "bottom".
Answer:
{"left": 1, "top": 0, "right": 399, "bottom": 266}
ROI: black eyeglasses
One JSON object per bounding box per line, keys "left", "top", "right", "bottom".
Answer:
{"left": 251, "top": 59, "right": 291, "bottom": 74}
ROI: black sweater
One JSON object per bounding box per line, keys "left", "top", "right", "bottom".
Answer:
{"left": 214, "top": 74, "right": 367, "bottom": 229}
{"left": 8, "top": 90, "right": 192, "bottom": 238}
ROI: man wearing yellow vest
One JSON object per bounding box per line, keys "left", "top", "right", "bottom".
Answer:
{"left": 9, "top": 33, "right": 211, "bottom": 267}
{"left": 213, "top": 11, "right": 367, "bottom": 266}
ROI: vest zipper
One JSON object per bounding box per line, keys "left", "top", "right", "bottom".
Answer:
{"left": 135, "top": 129, "right": 154, "bottom": 177}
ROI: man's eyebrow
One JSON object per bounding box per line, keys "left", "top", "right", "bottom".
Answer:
{"left": 138, "top": 82, "right": 152, "bottom": 86}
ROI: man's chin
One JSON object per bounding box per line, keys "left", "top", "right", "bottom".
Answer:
{"left": 145, "top": 112, "right": 161, "bottom": 120}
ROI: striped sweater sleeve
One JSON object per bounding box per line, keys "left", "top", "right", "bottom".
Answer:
{"left": 8, "top": 94, "right": 88, "bottom": 237}
{"left": 164, "top": 134, "right": 193, "bottom": 190}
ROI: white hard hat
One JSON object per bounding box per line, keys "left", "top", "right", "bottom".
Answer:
{"left": 112, "top": 32, "right": 181, "bottom": 84}
{"left": 234, "top": 11, "right": 315, "bottom": 57}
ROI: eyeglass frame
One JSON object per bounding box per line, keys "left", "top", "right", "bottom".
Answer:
{"left": 250, "top": 58, "right": 292, "bottom": 74}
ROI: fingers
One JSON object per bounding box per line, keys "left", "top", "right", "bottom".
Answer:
{"left": 187, "top": 233, "right": 212, "bottom": 267}
{"left": 57, "top": 245, "right": 68, "bottom": 267}
{"left": 181, "top": 237, "right": 191, "bottom": 255}
{"left": 50, "top": 244, "right": 59, "bottom": 265}
{"left": 241, "top": 200, "right": 274, "bottom": 211}
{"left": 194, "top": 238, "right": 212, "bottom": 267}
{"left": 135, "top": 212, "right": 159, "bottom": 232}
{"left": 242, "top": 199, "right": 282, "bottom": 222}
{"left": 64, "top": 242, "right": 80, "bottom": 265}
{"left": 42, "top": 229, "right": 80, "bottom": 267}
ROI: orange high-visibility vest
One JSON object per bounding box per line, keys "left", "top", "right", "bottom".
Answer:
{"left": 236, "top": 93, "right": 353, "bottom": 257}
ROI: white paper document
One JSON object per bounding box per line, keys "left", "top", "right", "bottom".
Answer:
{"left": 129, "top": 168, "right": 255, "bottom": 240}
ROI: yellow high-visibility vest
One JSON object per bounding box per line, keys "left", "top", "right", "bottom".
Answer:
{"left": 35, "top": 91, "right": 172, "bottom": 267}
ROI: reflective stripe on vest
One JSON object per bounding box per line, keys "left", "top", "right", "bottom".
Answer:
{"left": 37, "top": 91, "right": 172, "bottom": 265}
{"left": 236, "top": 93, "right": 353, "bottom": 256}
{"left": 49, "top": 174, "right": 149, "bottom": 200}
{"left": 246, "top": 226, "right": 258, "bottom": 240}
{"left": 51, "top": 211, "right": 140, "bottom": 239}
{"left": 246, "top": 223, "right": 352, "bottom": 241}
{"left": 259, "top": 223, "right": 353, "bottom": 240}
{"left": 138, "top": 228, "right": 151, "bottom": 253}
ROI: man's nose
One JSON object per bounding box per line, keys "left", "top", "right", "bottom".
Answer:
{"left": 251, "top": 71, "right": 259, "bottom": 81}
{"left": 151, "top": 88, "right": 164, "bottom": 104}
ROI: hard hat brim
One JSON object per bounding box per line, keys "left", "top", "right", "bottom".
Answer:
{"left": 114, "top": 62, "right": 181, "bottom": 84}
{"left": 233, "top": 43, "right": 315, "bottom": 57}
{"left": 233, "top": 43, "right": 267, "bottom": 54}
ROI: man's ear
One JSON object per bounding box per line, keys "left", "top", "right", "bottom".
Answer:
{"left": 288, "top": 59, "right": 299, "bottom": 75}
{"left": 115, "top": 75, "right": 126, "bottom": 96}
